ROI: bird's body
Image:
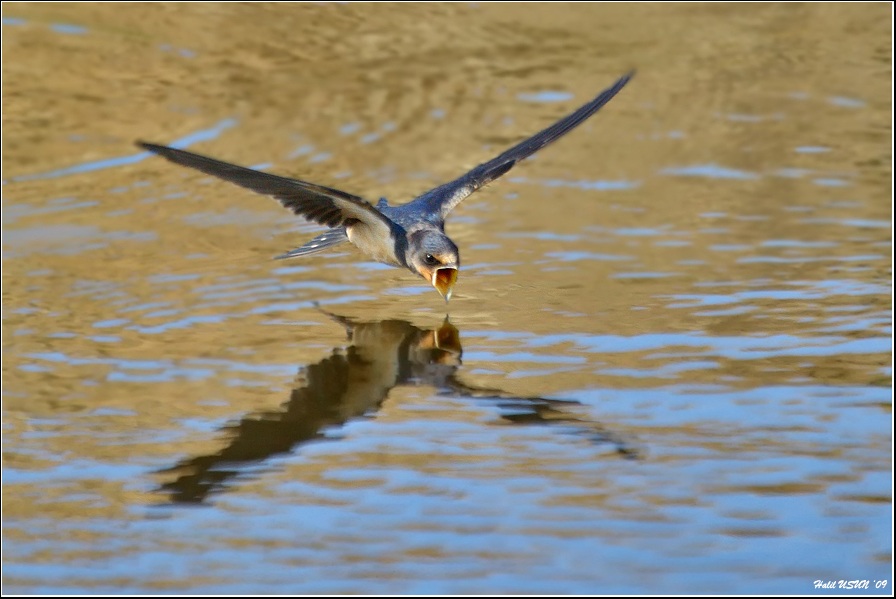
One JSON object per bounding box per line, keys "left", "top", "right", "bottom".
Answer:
{"left": 139, "top": 71, "right": 633, "bottom": 300}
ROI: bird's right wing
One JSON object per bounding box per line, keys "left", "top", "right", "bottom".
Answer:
{"left": 138, "top": 142, "right": 398, "bottom": 242}
{"left": 408, "top": 71, "right": 633, "bottom": 222}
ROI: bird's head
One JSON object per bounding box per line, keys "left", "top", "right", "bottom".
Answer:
{"left": 407, "top": 230, "right": 460, "bottom": 301}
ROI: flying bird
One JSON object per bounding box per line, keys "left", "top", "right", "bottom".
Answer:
{"left": 138, "top": 71, "right": 633, "bottom": 301}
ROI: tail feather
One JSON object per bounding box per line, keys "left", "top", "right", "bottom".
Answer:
{"left": 275, "top": 228, "right": 348, "bottom": 259}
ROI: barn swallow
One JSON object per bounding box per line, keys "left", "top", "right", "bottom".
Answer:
{"left": 138, "top": 71, "right": 632, "bottom": 301}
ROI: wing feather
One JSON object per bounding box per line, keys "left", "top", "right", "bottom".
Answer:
{"left": 137, "top": 142, "right": 397, "bottom": 241}
{"left": 408, "top": 71, "right": 634, "bottom": 221}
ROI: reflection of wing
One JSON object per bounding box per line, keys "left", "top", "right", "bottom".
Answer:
{"left": 158, "top": 350, "right": 369, "bottom": 504}
{"left": 440, "top": 375, "right": 642, "bottom": 459}
{"left": 406, "top": 72, "right": 634, "bottom": 222}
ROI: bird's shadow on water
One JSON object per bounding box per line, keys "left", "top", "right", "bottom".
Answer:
{"left": 154, "top": 306, "right": 642, "bottom": 505}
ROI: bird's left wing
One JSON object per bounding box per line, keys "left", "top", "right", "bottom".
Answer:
{"left": 408, "top": 71, "right": 633, "bottom": 222}
{"left": 137, "top": 142, "right": 397, "bottom": 240}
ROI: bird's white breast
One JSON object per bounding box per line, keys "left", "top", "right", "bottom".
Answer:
{"left": 346, "top": 223, "right": 402, "bottom": 267}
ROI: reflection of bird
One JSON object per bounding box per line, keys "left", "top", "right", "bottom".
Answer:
{"left": 138, "top": 72, "right": 633, "bottom": 300}
{"left": 156, "top": 309, "right": 638, "bottom": 504}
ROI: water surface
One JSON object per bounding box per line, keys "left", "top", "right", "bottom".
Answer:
{"left": 2, "top": 3, "right": 892, "bottom": 594}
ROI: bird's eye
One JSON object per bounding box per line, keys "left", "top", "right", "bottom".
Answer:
{"left": 424, "top": 254, "right": 439, "bottom": 266}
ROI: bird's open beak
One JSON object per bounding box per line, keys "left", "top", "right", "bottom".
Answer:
{"left": 432, "top": 267, "right": 458, "bottom": 301}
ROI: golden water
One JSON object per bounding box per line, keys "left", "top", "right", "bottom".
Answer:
{"left": 2, "top": 3, "right": 891, "bottom": 593}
